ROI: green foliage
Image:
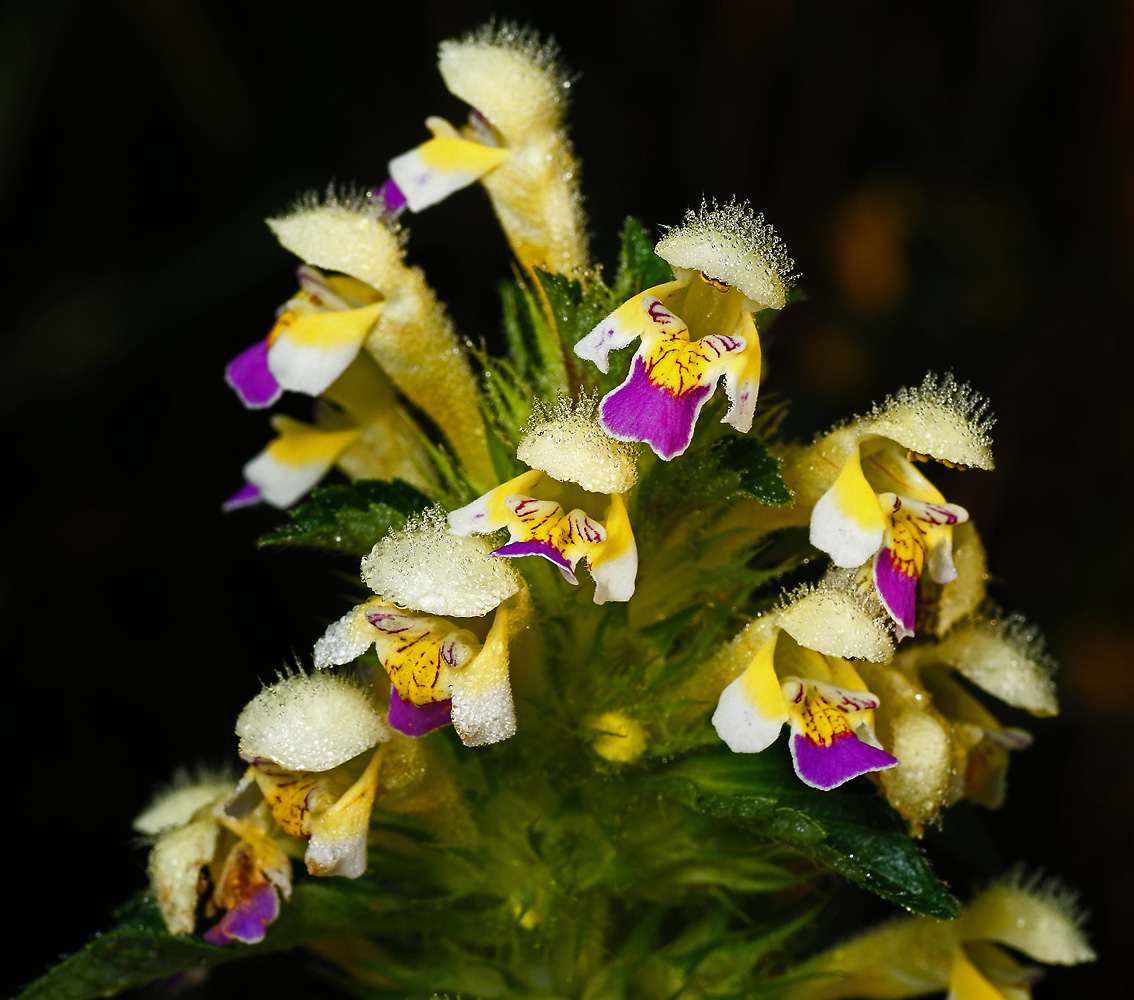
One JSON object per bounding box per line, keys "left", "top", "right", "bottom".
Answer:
{"left": 258, "top": 479, "right": 432, "bottom": 554}
{"left": 498, "top": 274, "right": 570, "bottom": 399}
{"left": 29, "top": 212, "right": 976, "bottom": 1000}
{"left": 15, "top": 883, "right": 446, "bottom": 1000}
{"left": 474, "top": 350, "right": 538, "bottom": 476}
{"left": 495, "top": 218, "right": 672, "bottom": 404}
{"left": 652, "top": 747, "right": 958, "bottom": 919}
{"left": 610, "top": 217, "right": 674, "bottom": 301}
{"left": 530, "top": 267, "right": 617, "bottom": 392}
{"left": 638, "top": 433, "right": 792, "bottom": 514}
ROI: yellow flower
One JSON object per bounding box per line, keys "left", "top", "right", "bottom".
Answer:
{"left": 798, "top": 374, "right": 994, "bottom": 638}
{"left": 134, "top": 775, "right": 292, "bottom": 944}
{"left": 226, "top": 190, "right": 495, "bottom": 508}
{"left": 448, "top": 399, "right": 640, "bottom": 604}
{"left": 711, "top": 602, "right": 897, "bottom": 790}
{"left": 777, "top": 872, "right": 1094, "bottom": 999}
{"left": 856, "top": 610, "right": 1057, "bottom": 829}
{"left": 574, "top": 200, "right": 795, "bottom": 459}
{"left": 314, "top": 506, "right": 526, "bottom": 746}
{"left": 388, "top": 24, "right": 587, "bottom": 275}
{"left": 234, "top": 670, "right": 393, "bottom": 878}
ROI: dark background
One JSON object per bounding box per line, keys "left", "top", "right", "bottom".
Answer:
{"left": 4, "top": 1, "right": 1130, "bottom": 996}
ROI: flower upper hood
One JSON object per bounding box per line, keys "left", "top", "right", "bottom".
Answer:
{"left": 388, "top": 24, "right": 587, "bottom": 275}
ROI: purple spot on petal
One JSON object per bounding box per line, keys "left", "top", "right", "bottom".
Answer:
{"left": 388, "top": 685, "right": 453, "bottom": 737}
{"left": 225, "top": 339, "right": 281, "bottom": 409}
{"left": 790, "top": 732, "right": 898, "bottom": 790}
{"left": 365, "top": 610, "right": 411, "bottom": 633}
{"left": 373, "top": 178, "right": 407, "bottom": 218}
{"left": 873, "top": 547, "right": 918, "bottom": 638}
{"left": 923, "top": 503, "right": 961, "bottom": 525}
{"left": 493, "top": 539, "right": 578, "bottom": 584}
{"left": 203, "top": 883, "right": 279, "bottom": 946}
{"left": 601, "top": 357, "right": 712, "bottom": 460}
{"left": 646, "top": 298, "right": 676, "bottom": 324}
{"left": 223, "top": 482, "right": 262, "bottom": 512}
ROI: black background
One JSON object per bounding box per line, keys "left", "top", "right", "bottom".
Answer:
{"left": 4, "top": 1, "right": 1130, "bottom": 997}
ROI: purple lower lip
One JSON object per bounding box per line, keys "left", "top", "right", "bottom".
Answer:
{"left": 387, "top": 685, "right": 453, "bottom": 737}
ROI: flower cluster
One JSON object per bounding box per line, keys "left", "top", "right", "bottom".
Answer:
{"left": 107, "top": 22, "right": 1093, "bottom": 1000}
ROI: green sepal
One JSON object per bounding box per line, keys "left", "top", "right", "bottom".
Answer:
{"left": 530, "top": 268, "right": 617, "bottom": 391}
{"left": 651, "top": 746, "right": 958, "bottom": 919}
{"left": 498, "top": 275, "right": 569, "bottom": 399}
{"left": 611, "top": 217, "right": 674, "bottom": 301}
{"left": 257, "top": 479, "right": 432, "bottom": 554}
{"left": 474, "top": 349, "right": 537, "bottom": 475}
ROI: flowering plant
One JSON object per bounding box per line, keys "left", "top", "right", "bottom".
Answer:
{"left": 22, "top": 24, "right": 1093, "bottom": 1000}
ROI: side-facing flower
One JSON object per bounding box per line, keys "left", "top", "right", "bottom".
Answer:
{"left": 225, "top": 354, "right": 434, "bottom": 510}
{"left": 856, "top": 610, "right": 1057, "bottom": 828}
{"left": 574, "top": 200, "right": 795, "bottom": 460}
{"left": 226, "top": 189, "right": 494, "bottom": 506}
{"left": 315, "top": 507, "right": 525, "bottom": 746}
{"left": 234, "top": 670, "right": 392, "bottom": 878}
{"left": 388, "top": 23, "right": 587, "bottom": 274}
{"left": 134, "top": 774, "right": 292, "bottom": 944}
{"left": 803, "top": 373, "right": 994, "bottom": 638}
{"left": 447, "top": 398, "right": 639, "bottom": 603}
{"left": 776, "top": 872, "right": 1094, "bottom": 999}
{"left": 711, "top": 587, "right": 899, "bottom": 789}
{"left": 225, "top": 264, "right": 386, "bottom": 410}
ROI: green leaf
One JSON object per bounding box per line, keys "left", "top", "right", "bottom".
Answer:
{"left": 651, "top": 747, "right": 958, "bottom": 919}
{"left": 611, "top": 217, "right": 673, "bottom": 301}
{"left": 498, "top": 276, "right": 568, "bottom": 398}
{"left": 258, "top": 479, "right": 432, "bottom": 554}
{"left": 639, "top": 433, "right": 792, "bottom": 513}
{"left": 720, "top": 437, "right": 793, "bottom": 505}
{"left": 16, "top": 881, "right": 469, "bottom": 1000}
{"left": 531, "top": 268, "right": 615, "bottom": 361}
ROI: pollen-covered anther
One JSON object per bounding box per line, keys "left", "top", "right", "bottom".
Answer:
{"left": 362, "top": 506, "right": 521, "bottom": 617}
{"left": 516, "top": 396, "right": 638, "bottom": 494}
{"left": 235, "top": 670, "right": 390, "bottom": 772}
{"left": 654, "top": 197, "right": 797, "bottom": 311}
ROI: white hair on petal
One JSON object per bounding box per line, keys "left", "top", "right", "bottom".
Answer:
{"left": 964, "top": 866, "right": 1096, "bottom": 965}
{"left": 777, "top": 568, "right": 895, "bottom": 663}
{"left": 439, "top": 21, "right": 572, "bottom": 138}
{"left": 932, "top": 606, "right": 1058, "bottom": 716}
{"left": 266, "top": 184, "right": 408, "bottom": 292}
{"left": 133, "top": 770, "right": 233, "bottom": 836}
{"left": 517, "top": 393, "right": 638, "bottom": 493}
{"left": 854, "top": 372, "right": 996, "bottom": 470}
{"left": 362, "top": 506, "right": 520, "bottom": 617}
{"left": 236, "top": 668, "right": 389, "bottom": 772}
{"left": 655, "top": 198, "right": 797, "bottom": 310}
